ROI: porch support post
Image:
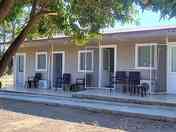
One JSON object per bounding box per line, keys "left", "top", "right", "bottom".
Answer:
{"left": 84, "top": 46, "right": 87, "bottom": 88}
{"left": 47, "top": 44, "right": 50, "bottom": 88}
{"left": 114, "top": 44, "right": 117, "bottom": 89}
{"left": 166, "top": 31, "right": 169, "bottom": 44}
{"left": 13, "top": 55, "right": 16, "bottom": 88}
{"left": 98, "top": 38, "right": 101, "bottom": 88}
{"left": 50, "top": 44, "right": 53, "bottom": 89}
{"left": 149, "top": 44, "right": 152, "bottom": 93}
{"left": 165, "top": 31, "right": 169, "bottom": 93}
{"left": 153, "top": 33, "right": 168, "bottom": 93}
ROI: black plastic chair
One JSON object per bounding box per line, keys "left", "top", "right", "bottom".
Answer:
{"left": 26, "top": 73, "right": 42, "bottom": 88}
{"left": 128, "top": 71, "right": 141, "bottom": 95}
{"left": 55, "top": 73, "right": 71, "bottom": 91}
{"left": 76, "top": 74, "right": 92, "bottom": 88}
{"left": 56, "top": 73, "right": 63, "bottom": 88}
{"left": 112, "top": 71, "right": 128, "bottom": 92}
{"left": 34, "top": 73, "right": 42, "bottom": 88}
{"left": 63, "top": 73, "right": 71, "bottom": 85}
{"left": 116, "top": 71, "right": 127, "bottom": 81}
{"left": 25, "top": 76, "right": 34, "bottom": 88}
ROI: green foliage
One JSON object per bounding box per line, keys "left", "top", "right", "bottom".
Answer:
{"left": 1, "top": 0, "right": 176, "bottom": 46}
{"left": 0, "top": 0, "right": 137, "bottom": 45}
{"left": 36, "top": 0, "right": 137, "bottom": 45}
{"left": 130, "top": 0, "right": 176, "bottom": 19}
{"left": 0, "top": 1, "right": 30, "bottom": 42}
{"left": 146, "top": 0, "right": 176, "bottom": 19}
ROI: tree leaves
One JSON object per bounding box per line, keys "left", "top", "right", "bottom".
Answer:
{"left": 0, "top": 0, "right": 137, "bottom": 45}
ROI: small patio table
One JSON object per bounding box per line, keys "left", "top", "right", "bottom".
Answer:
{"left": 26, "top": 76, "right": 35, "bottom": 88}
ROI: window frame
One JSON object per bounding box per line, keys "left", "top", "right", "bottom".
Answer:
{"left": 135, "top": 43, "right": 157, "bottom": 69}
{"left": 78, "top": 50, "right": 94, "bottom": 73}
{"left": 18, "top": 55, "right": 24, "bottom": 72}
{"left": 168, "top": 44, "right": 176, "bottom": 73}
{"left": 35, "top": 52, "right": 48, "bottom": 72}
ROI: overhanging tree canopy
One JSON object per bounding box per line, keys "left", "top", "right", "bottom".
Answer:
{"left": 0, "top": 0, "right": 137, "bottom": 77}
{"left": 0, "top": 0, "right": 175, "bottom": 77}
{"left": 133, "top": 0, "right": 176, "bottom": 19}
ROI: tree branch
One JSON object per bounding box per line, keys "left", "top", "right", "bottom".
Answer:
{"left": 0, "top": 0, "right": 14, "bottom": 22}
{"left": 0, "top": 13, "right": 43, "bottom": 77}
{"left": 30, "top": 0, "right": 39, "bottom": 18}
{"left": 0, "top": 0, "right": 60, "bottom": 77}
{"left": 40, "top": 10, "right": 58, "bottom": 16}
{"left": 0, "top": 0, "right": 44, "bottom": 77}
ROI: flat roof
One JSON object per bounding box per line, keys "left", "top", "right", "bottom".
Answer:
{"left": 102, "top": 25, "right": 176, "bottom": 34}
{"left": 2, "top": 25, "right": 176, "bottom": 45}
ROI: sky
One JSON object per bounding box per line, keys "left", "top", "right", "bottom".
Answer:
{"left": 106, "top": 9, "right": 176, "bottom": 32}
{"left": 135, "top": 10, "right": 176, "bottom": 27}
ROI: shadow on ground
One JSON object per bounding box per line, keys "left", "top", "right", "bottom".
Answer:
{"left": 0, "top": 98, "right": 175, "bottom": 132}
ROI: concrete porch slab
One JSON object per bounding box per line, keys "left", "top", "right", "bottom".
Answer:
{"left": 2, "top": 87, "right": 176, "bottom": 107}
{"left": 0, "top": 87, "right": 73, "bottom": 97}
{"left": 73, "top": 88, "right": 176, "bottom": 107}
{"left": 0, "top": 91, "right": 176, "bottom": 122}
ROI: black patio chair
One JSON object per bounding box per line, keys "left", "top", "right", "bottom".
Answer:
{"left": 25, "top": 76, "right": 34, "bottom": 88}
{"left": 128, "top": 71, "right": 141, "bottom": 95}
{"left": 63, "top": 73, "right": 71, "bottom": 85}
{"left": 26, "top": 73, "right": 42, "bottom": 88}
{"left": 114, "top": 71, "right": 128, "bottom": 93}
{"left": 56, "top": 73, "right": 63, "bottom": 88}
{"left": 111, "top": 71, "right": 128, "bottom": 92}
{"left": 76, "top": 74, "right": 92, "bottom": 88}
{"left": 56, "top": 73, "right": 71, "bottom": 91}
{"left": 33, "top": 73, "right": 42, "bottom": 88}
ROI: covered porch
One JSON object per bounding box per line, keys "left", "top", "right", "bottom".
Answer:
{"left": 13, "top": 27, "right": 176, "bottom": 95}
{"left": 14, "top": 42, "right": 162, "bottom": 95}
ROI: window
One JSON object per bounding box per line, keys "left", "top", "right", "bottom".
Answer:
{"left": 103, "top": 48, "right": 114, "bottom": 72}
{"left": 171, "top": 47, "right": 176, "bottom": 72}
{"left": 18, "top": 55, "right": 24, "bottom": 72}
{"left": 135, "top": 44, "right": 156, "bottom": 69}
{"left": 78, "top": 50, "right": 94, "bottom": 72}
{"left": 36, "top": 52, "right": 47, "bottom": 71}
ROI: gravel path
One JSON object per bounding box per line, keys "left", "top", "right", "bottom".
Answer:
{"left": 0, "top": 99, "right": 176, "bottom": 132}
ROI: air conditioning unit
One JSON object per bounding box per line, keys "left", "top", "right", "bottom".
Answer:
{"left": 140, "top": 80, "right": 156, "bottom": 93}
{"left": 39, "top": 80, "right": 48, "bottom": 89}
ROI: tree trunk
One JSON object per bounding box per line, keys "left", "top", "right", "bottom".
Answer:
{"left": 2, "top": 26, "right": 6, "bottom": 45}
{"left": 11, "top": 21, "right": 16, "bottom": 40}
{"left": 0, "top": 14, "right": 42, "bottom": 77}
{"left": 0, "top": 0, "right": 14, "bottom": 22}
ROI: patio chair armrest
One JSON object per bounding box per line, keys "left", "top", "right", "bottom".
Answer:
{"left": 28, "top": 76, "right": 34, "bottom": 81}
{"left": 57, "top": 77, "right": 63, "bottom": 82}
{"left": 76, "top": 78, "right": 85, "bottom": 85}
{"left": 76, "top": 78, "right": 84, "bottom": 81}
